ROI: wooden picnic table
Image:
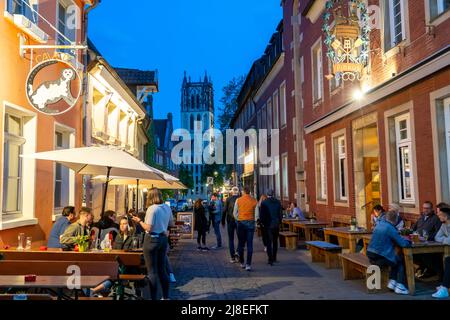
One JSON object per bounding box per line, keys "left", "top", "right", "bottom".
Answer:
{"left": 0, "top": 275, "right": 110, "bottom": 300}
{"left": 292, "top": 221, "right": 329, "bottom": 241}
{"left": 281, "top": 218, "right": 298, "bottom": 232}
{"left": 0, "top": 248, "right": 143, "bottom": 267}
{"left": 323, "top": 227, "right": 372, "bottom": 253}
{"left": 361, "top": 234, "right": 450, "bottom": 295}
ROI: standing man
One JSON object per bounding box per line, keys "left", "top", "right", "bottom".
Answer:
{"left": 210, "top": 193, "right": 223, "bottom": 249}
{"left": 222, "top": 187, "right": 240, "bottom": 263}
{"left": 233, "top": 187, "right": 258, "bottom": 271}
{"left": 48, "top": 206, "right": 77, "bottom": 248}
{"left": 260, "top": 190, "right": 283, "bottom": 265}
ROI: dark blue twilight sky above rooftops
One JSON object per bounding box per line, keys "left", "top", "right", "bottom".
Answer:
{"left": 89, "top": 0, "right": 282, "bottom": 128}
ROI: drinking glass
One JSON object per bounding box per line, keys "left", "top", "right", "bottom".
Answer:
{"left": 132, "top": 237, "right": 138, "bottom": 250}
{"left": 25, "top": 237, "right": 32, "bottom": 250}
{"left": 422, "top": 230, "right": 429, "bottom": 242}
{"left": 17, "top": 233, "right": 25, "bottom": 250}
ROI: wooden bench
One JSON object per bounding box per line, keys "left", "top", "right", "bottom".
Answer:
{"left": 279, "top": 232, "right": 298, "bottom": 250}
{"left": 305, "top": 241, "right": 342, "bottom": 269}
{"left": 339, "top": 253, "right": 389, "bottom": 293}
{"left": 0, "top": 260, "right": 119, "bottom": 279}
{"left": 0, "top": 294, "right": 54, "bottom": 300}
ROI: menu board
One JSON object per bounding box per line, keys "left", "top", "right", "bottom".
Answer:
{"left": 177, "top": 212, "right": 194, "bottom": 239}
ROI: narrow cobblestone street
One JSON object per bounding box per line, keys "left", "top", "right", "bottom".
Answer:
{"left": 170, "top": 225, "right": 444, "bottom": 300}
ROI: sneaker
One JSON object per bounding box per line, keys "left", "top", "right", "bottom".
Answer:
{"left": 264, "top": 247, "right": 267, "bottom": 252}
{"left": 387, "top": 279, "right": 397, "bottom": 291}
{"left": 230, "top": 258, "right": 237, "bottom": 263}
{"left": 394, "top": 283, "right": 409, "bottom": 295}
{"left": 201, "top": 247, "right": 209, "bottom": 251}
{"left": 432, "top": 286, "right": 449, "bottom": 299}
{"left": 245, "top": 265, "right": 251, "bottom": 271}
{"left": 211, "top": 245, "right": 221, "bottom": 249}
{"left": 240, "top": 263, "right": 246, "bottom": 269}
{"left": 169, "top": 273, "right": 176, "bottom": 283}
{"left": 197, "top": 246, "right": 202, "bottom": 251}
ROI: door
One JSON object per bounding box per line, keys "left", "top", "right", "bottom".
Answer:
{"left": 363, "top": 157, "right": 381, "bottom": 228}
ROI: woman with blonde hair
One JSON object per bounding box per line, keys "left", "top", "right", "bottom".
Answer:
{"left": 132, "top": 188, "right": 173, "bottom": 300}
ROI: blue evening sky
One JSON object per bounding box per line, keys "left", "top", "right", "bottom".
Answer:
{"left": 88, "top": 0, "right": 282, "bottom": 128}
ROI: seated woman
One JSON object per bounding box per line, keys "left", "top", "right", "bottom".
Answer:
{"left": 367, "top": 210, "right": 411, "bottom": 295}
{"left": 432, "top": 206, "right": 450, "bottom": 298}
{"left": 288, "top": 202, "right": 306, "bottom": 220}
{"left": 90, "top": 217, "right": 135, "bottom": 297}
{"left": 95, "top": 210, "right": 120, "bottom": 239}
{"left": 370, "top": 204, "right": 386, "bottom": 230}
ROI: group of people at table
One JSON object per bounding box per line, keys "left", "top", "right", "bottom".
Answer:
{"left": 47, "top": 188, "right": 176, "bottom": 300}
{"left": 366, "top": 201, "right": 450, "bottom": 298}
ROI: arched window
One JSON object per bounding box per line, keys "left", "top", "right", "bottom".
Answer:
{"left": 191, "top": 95, "right": 195, "bottom": 109}
{"left": 196, "top": 94, "right": 200, "bottom": 109}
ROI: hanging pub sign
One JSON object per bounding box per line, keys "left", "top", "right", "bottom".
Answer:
{"left": 26, "top": 59, "right": 82, "bottom": 115}
{"left": 323, "top": 0, "right": 370, "bottom": 81}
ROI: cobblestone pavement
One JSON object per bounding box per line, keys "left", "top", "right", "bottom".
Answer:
{"left": 169, "top": 224, "right": 445, "bottom": 300}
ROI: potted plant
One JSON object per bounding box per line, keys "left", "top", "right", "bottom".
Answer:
{"left": 74, "top": 235, "right": 90, "bottom": 252}
{"left": 350, "top": 217, "right": 357, "bottom": 231}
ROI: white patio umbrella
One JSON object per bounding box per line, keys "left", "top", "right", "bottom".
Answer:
{"left": 21, "top": 146, "right": 166, "bottom": 216}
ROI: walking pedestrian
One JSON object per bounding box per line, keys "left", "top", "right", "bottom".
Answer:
{"left": 233, "top": 187, "right": 258, "bottom": 271}
{"left": 259, "top": 190, "right": 283, "bottom": 265}
{"left": 222, "top": 187, "right": 240, "bottom": 262}
{"left": 255, "top": 194, "right": 268, "bottom": 252}
{"left": 132, "top": 188, "right": 174, "bottom": 300}
{"left": 209, "top": 193, "right": 223, "bottom": 249}
{"left": 194, "top": 199, "right": 209, "bottom": 251}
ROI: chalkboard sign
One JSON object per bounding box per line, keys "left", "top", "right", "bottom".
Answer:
{"left": 177, "top": 212, "right": 194, "bottom": 239}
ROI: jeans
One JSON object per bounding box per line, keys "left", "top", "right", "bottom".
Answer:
{"left": 237, "top": 220, "right": 255, "bottom": 265}
{"left": 367, "top": 251, "right": 406, "bottom": 285}
{"left": 212, "top": 220, "right": 222, "bottom": 247}
{"left": 265, "top": 227, "right": 279, "bottom": 263}
{"left": 143, "top": 234, "right": 169, "bottom": 300}
{"left": 165, "top": 245, "right": 173, "bottom": 275}
{"left": 443, "top": 257, "right": 450, "bottom": 288}
{"left": 197, "top": 230, "right": 206, "bottom": 246}
{"left": 227, "top": 221, "right": 237, "bottom": 258}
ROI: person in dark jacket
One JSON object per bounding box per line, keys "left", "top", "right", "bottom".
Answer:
{"left": 48, "top": 206, "right": 77, "bottom": 248}
{"left": 367, "top": 211, "right": 411, "bottom": 295}
{"left": 259, "top": 190, "right": 283, "bottom": 265}
{"left": 222, "top": 187, "right": 240, "bottom": 262}
{"left": 113, "top": 216, "right": 134, "bottom": 250}
{"left": 412, "top": 201, "right": 443, "bottom": 278}
{"left": 95, "top": 210, "right": 120, "bottom": 241}
{"left": 194, "top": 199, "right": 209, "bottom": 251}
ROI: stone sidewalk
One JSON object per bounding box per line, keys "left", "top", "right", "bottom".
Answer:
{"left": 169, "top": 226, "right": 443, "bottom": 300}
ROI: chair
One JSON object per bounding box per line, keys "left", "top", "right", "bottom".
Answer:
{"left": 90, "top": 227, "right": 100, "bottom": 249}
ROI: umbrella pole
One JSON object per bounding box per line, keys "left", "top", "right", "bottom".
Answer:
{"left": 136, "top": 179, "right": 140, "bottom": 212}
{"left": 101, "top": 166, "right": 112, "bottom": 217}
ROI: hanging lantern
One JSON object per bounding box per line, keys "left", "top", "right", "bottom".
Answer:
{"left": 323, "top": 0, "right": 370, "bottom": 81}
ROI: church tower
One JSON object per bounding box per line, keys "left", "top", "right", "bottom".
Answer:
{"left": 180, "top": 71, "right": 214, "bottom": 198}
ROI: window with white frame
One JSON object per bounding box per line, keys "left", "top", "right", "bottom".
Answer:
{"left": 6, "top": 0, "right": 38, "bottom": 23}
{"left": 333, "top": 135, "right": 347, "bottom": 201}
{"left": 383, "top": 0, "right": 406, "bottom": 51}
{"left": 280, "top": 83, "right": 287, "bottom": 127}
{"left": 282, "top": 154, "right": 289, "bottom": 199}
{"left": 273, "top": 90, "right": 279, "bottom": 129}
{"left": 106, "top": 102, "right": 118, "bottom": 140}
{"left": 316, "top": 141, "right": 327, "bottom": 200}
{"left": 430, "top": 0, "right": 450, "bottom": 21}
{"left": 395, "top": 113, "right": 414, "bottom": 203}
{"left": 54, "top": 130, "right": 70, "bottom": 209}
{"left": 3, "top": 114, "right": 25, "bottom": 215}
{"left": 312, "top": 40, "right": 323, "bottom": 103}
{"left": 275, "top": 156, "right": 281, "bottom": 198}
{"left": 57, "top": 0, "right": 76, "bottom": 47}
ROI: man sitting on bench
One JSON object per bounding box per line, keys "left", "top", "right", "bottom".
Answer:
{"left": 367, "top": 210, "right": 411, "bottom": 295}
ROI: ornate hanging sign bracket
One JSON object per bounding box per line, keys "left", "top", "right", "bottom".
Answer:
{"left": 323, "top": 0, "right": 370, "bottom": 81}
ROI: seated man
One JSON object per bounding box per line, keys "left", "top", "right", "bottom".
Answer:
{"left": 388, "top": 204, "right": 405, "bottom": 231}
{"left": 47, "top": 206, "right": 77, "bottom": 248}
{"left": 432, "top": 206, "right": 450, "bottom": 298}
{"left": 367, "top": 210, "right": 411, "bottom": 295}
{"left": 412, "top": 201, "right": 443, "bottom": 278}
{"left": 60, "top": 207, "right": 93, "bottom": 250}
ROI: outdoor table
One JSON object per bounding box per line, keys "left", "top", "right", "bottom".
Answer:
{"left": 360, "top": 234, "right": 450, "bottom": 295}
{"left": 0, "top": 248, "right": 143, "bottom": 267}
{"left": 282, "top": 218, "right": 298, "bottom": 232}
{"left": 323, "top": 227, "right": 371, "bottom": 253}
{"left": 0, "top": 275, "right": 109, "bottom": 300}
{"left": 292, "top": 221, "right": 329, "bottom": 241}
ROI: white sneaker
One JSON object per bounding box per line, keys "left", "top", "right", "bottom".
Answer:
{"left": 169, "top": 273, "right": 176, "bottom": 283}
{"left": 394, "top": 283, "right": 409, "bottom": 295}
{"left": 432, "top": 286, "right": 449, "bottom": 299}
{"left": 240, "top": 263, "right": 246, "bottom": 269}
{"left": 264, "top": 247, "right": 267, "bottom": 252}
{"left": 230, "top": 258, "right": 236, "bottom": 263}
{"left": 245, "top": 265, "right": 251, "bottom": 271}
{"left": 387, "top": 279, "right": 397, "bottom": 291}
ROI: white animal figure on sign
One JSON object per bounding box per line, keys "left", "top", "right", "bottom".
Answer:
{"left": 28, "top": 68, "right": 76, "bottom": 110}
